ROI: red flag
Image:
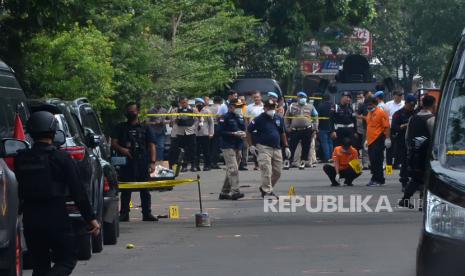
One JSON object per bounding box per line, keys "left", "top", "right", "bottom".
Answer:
{"left": 5, "top": 113, "right": 25, "bottom": 170}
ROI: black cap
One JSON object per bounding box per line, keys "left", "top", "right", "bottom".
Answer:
{"left": 229, "top": 99, "right": 245, "bottom": 107}
{"left": 342, "top": 91, "right": 352, "bottom": 98}
{"left": 27, "top": 111, "right": 58, "bottom": 134}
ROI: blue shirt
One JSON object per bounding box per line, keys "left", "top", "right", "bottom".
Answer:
{"left": 218, "top": 112, "right": 246, "bottom": 149}
{"left": 248, "top": 113, "right": 285, "bottom": 149}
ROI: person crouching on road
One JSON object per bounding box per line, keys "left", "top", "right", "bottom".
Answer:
{"left": 218, "top": 99, "right": 247, "bottom": 200}
{"left": 247, "top": 100, "right": 290, "bottom": 198}
{"left": 323, "top": 137, "right": 361, "bottom": 186}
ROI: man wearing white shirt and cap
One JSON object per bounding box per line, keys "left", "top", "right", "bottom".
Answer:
{"left": 385, "top": 90, "right": 405, "bottom": 167}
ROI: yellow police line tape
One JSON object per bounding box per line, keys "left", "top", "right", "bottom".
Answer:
{"left": 119, "top": 178, "right": 198, "bottom": 189}
{"left": 446, "top": 150, "right": 465, "bottom": 156}
{"left": 145, "top": 113, "right": 330, "bottom": 120}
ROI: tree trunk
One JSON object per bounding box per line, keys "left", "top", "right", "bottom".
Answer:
{"left": 171, "top": 12, "right": 183, "bottom": 47}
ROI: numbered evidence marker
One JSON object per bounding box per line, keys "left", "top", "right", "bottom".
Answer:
{"left": 288, "top": 185, "right": 296, "bottom": 196}
{"left": 386, "top": 165, "right": 393, "bottom": 175}
{"left": 169, "top": 205, "right": 180, "bottom": 219}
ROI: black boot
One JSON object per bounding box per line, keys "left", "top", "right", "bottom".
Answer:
{"left": 142, "top": 213, "right": 159, "bottom": 222}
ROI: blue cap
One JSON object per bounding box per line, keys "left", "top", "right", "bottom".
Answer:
{"left": 195, "top": 98, "right": 205, "bottom": 104}
{"left": 267, "top": 92, "right": 279, "bottom": 98}
{"left": 374, "top": 91, "right": 384, "bottom": 98}
{"left": 297, "top": 91, "right": 307, "bottom": 98}
{"left": 405, "top": 94, "right": 417, "bottom": 103}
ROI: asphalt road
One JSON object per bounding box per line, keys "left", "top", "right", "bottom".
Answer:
{"left": 26, "top": 164, "right": 422, "bottom": 276}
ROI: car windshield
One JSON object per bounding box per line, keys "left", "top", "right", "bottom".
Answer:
{"left": 441, "top": 38, "right": 465, "bottom": 170}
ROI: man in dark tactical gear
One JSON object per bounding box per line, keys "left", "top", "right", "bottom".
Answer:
{"left": 111, "top": 102, "right": 158, "bottom": 222}
{"left": 15, "top": 111, "right": 100, "bottom": 276}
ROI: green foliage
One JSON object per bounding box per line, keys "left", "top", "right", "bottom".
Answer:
{"left": 372, "top": 0, "right": 465, "bottom": 90}
{"left": 23, "top": 25, "right": 115, "bottom": 110}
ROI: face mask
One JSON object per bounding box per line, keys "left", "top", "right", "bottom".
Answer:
{"left": 266, "top": 110, "right": 276, "bottom": 117}
{"left": 125, "top": 112, "right": 138, "bottom": 121}
{"left": 299, "top": 98, "right": 307, "bottom": 106}
{"left": 234, "top": 109, "right": 242, "bottom": 116}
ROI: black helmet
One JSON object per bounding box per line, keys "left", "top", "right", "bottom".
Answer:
{"left": 27, "top": 111, "right": 58, "bottom": 135}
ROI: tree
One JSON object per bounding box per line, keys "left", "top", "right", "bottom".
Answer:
{"left": 23, "top": 25, "right": 115, "bottom": 110}
{"left": 372, "top": 0, "right": 465, "bottom": 91}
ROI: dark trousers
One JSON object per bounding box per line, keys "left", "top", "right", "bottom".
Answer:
{"left": 319, "top": 130, "right": 333, "bottom": 162}
{"left": 210, "top": 125, "right": 220, "bottom": 166}
{"left": 24, "top": 226, "right": 77, "bottom": 276}
{"left": 402, "top": 171, "right": 425, "bottom": 200}
{"left": 196, "top": 136, "right": 211, "bottom": 168}
{"left": 368, "top": 135, "right": 386, "bottom": 184}
{"left": 323, "top": 164, "right": 360, "bottom": 185}
{"left": 120, "top": 190, "right": 151, "bottom": 215}
{"left": 178, "top": 134, "right": 196, "bottom": 167}
{"left": 289, "top": 128, "right": 312, "bottom": 161}
{"left": 397, "top": 139, "right": 409, "bottom": 187}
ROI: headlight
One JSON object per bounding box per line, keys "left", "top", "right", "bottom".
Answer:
{"left": 426, "top": 192, "right": 465, "bottom": 240}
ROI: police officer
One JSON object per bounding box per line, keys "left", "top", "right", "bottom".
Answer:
{"left": 285, "top": 91, "right": 318, "bottom": 170}
{"left": 399, "top": 95, "right": 436, "bottom": 209}
{"left": 218, "top": 99, "right": 246, "bottom": 200}
{"left": 15, "top": 111, "right": 100, "bottom": 276}
{"left": 248, "top": 100, "right": 290, "bottom": 198}
{"left": 331, "top": 91, "right": 357, "bottom": 146}
{"left": 391, "top": 94, "right": 417, "bottom": 191}
{"left": 111, "top": 102, "right": 158, "bottom": 222}
{"left": 175, "top": 96, "right": 198, "bottom": 172}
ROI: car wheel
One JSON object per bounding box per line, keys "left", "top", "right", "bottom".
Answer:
{"left": 91, "top": 226, "right": 104, "bottom": 253}
{"left": 77, "top": 234, "right": 92, "bottom": 260}
{"left": 103, "top": 219, "right": 118, "bottom": 245}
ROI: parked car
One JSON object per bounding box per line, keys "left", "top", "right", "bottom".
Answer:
{"left": 69, "top": 98, "right": 119, "bottom": 245}
{"left": 28, "top": 99, "right": 105, "bottom": 260}
{"left": 417, "top": 27, "right": 465, "bottom": 276}
{"left": 0, "top": 59, "right": 29, "bottom": 276}
{"left": 231, "top": 72, "right": 284, "bottom": 102}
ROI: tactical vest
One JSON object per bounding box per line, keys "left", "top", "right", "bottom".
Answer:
{"left": 15, "top": 147, "right": 66, "bottom": 200}
{"left": 177, "top": 108, "right": 195, "bottom": 127}
{"left": 120, "top": 124, "right": 148, "bottom": 160}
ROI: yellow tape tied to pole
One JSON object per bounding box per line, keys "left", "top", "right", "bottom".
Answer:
{"left": 119, "top": 178, "right": 198, "bottom": 189}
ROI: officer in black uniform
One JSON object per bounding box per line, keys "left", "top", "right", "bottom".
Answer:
{"left": 391, "top": 94, "right": 417, "bottom": 191}
{"left": 15, "top": 111, "right": 100, "bottom": 276}
{"left": 399, "top": 95, "right": 436, "bottom": 209}
{"left": 111, "top": 102, "right": 158, "bottom": 222}
{"left": 331, "top": 91, "right": 357, "bottom": 146}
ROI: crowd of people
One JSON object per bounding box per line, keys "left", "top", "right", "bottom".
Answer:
{"left": 116, "top": 89, "right": 435, "bottom": 209}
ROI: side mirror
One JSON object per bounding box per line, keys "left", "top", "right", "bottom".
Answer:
{"left": 53, "top": 130, "right": 66, "bottom": 146}
{"left": 1, "top": 139, "right": 30, "bottom": 157}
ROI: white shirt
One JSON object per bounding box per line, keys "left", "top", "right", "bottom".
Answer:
{"left": 385, "top": 100, "right": 405, "bottom": 121}
{"left": 217, "top": 103, "right": 228, "bottom": 116}
{"left": 246, "top": 103, "right": 264, "bottom": 119}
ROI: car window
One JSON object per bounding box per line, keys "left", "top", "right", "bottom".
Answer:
{"left": 441, "top": 39, "right": 465, "bottom": 169}
{"left": 56, "top": 114, "right": 73, "bottom": 138}
{"left": 79, "top": 105, "right": 102, "bottom": 135}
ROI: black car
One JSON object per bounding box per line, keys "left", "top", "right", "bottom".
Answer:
{"left": 69, "top": 98, "right": 119, "bottom": 245}
{"left": 417, "top": 27, "right": 465, "bottom": 276}
{"left": 28, "top": 99, "right": 105, "bottom": 260}
{"left": 231, "top": 72, "right": 284, "bottom": 102}
{"left": 0, "top": 59, "right": 29, "bottom": 276}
